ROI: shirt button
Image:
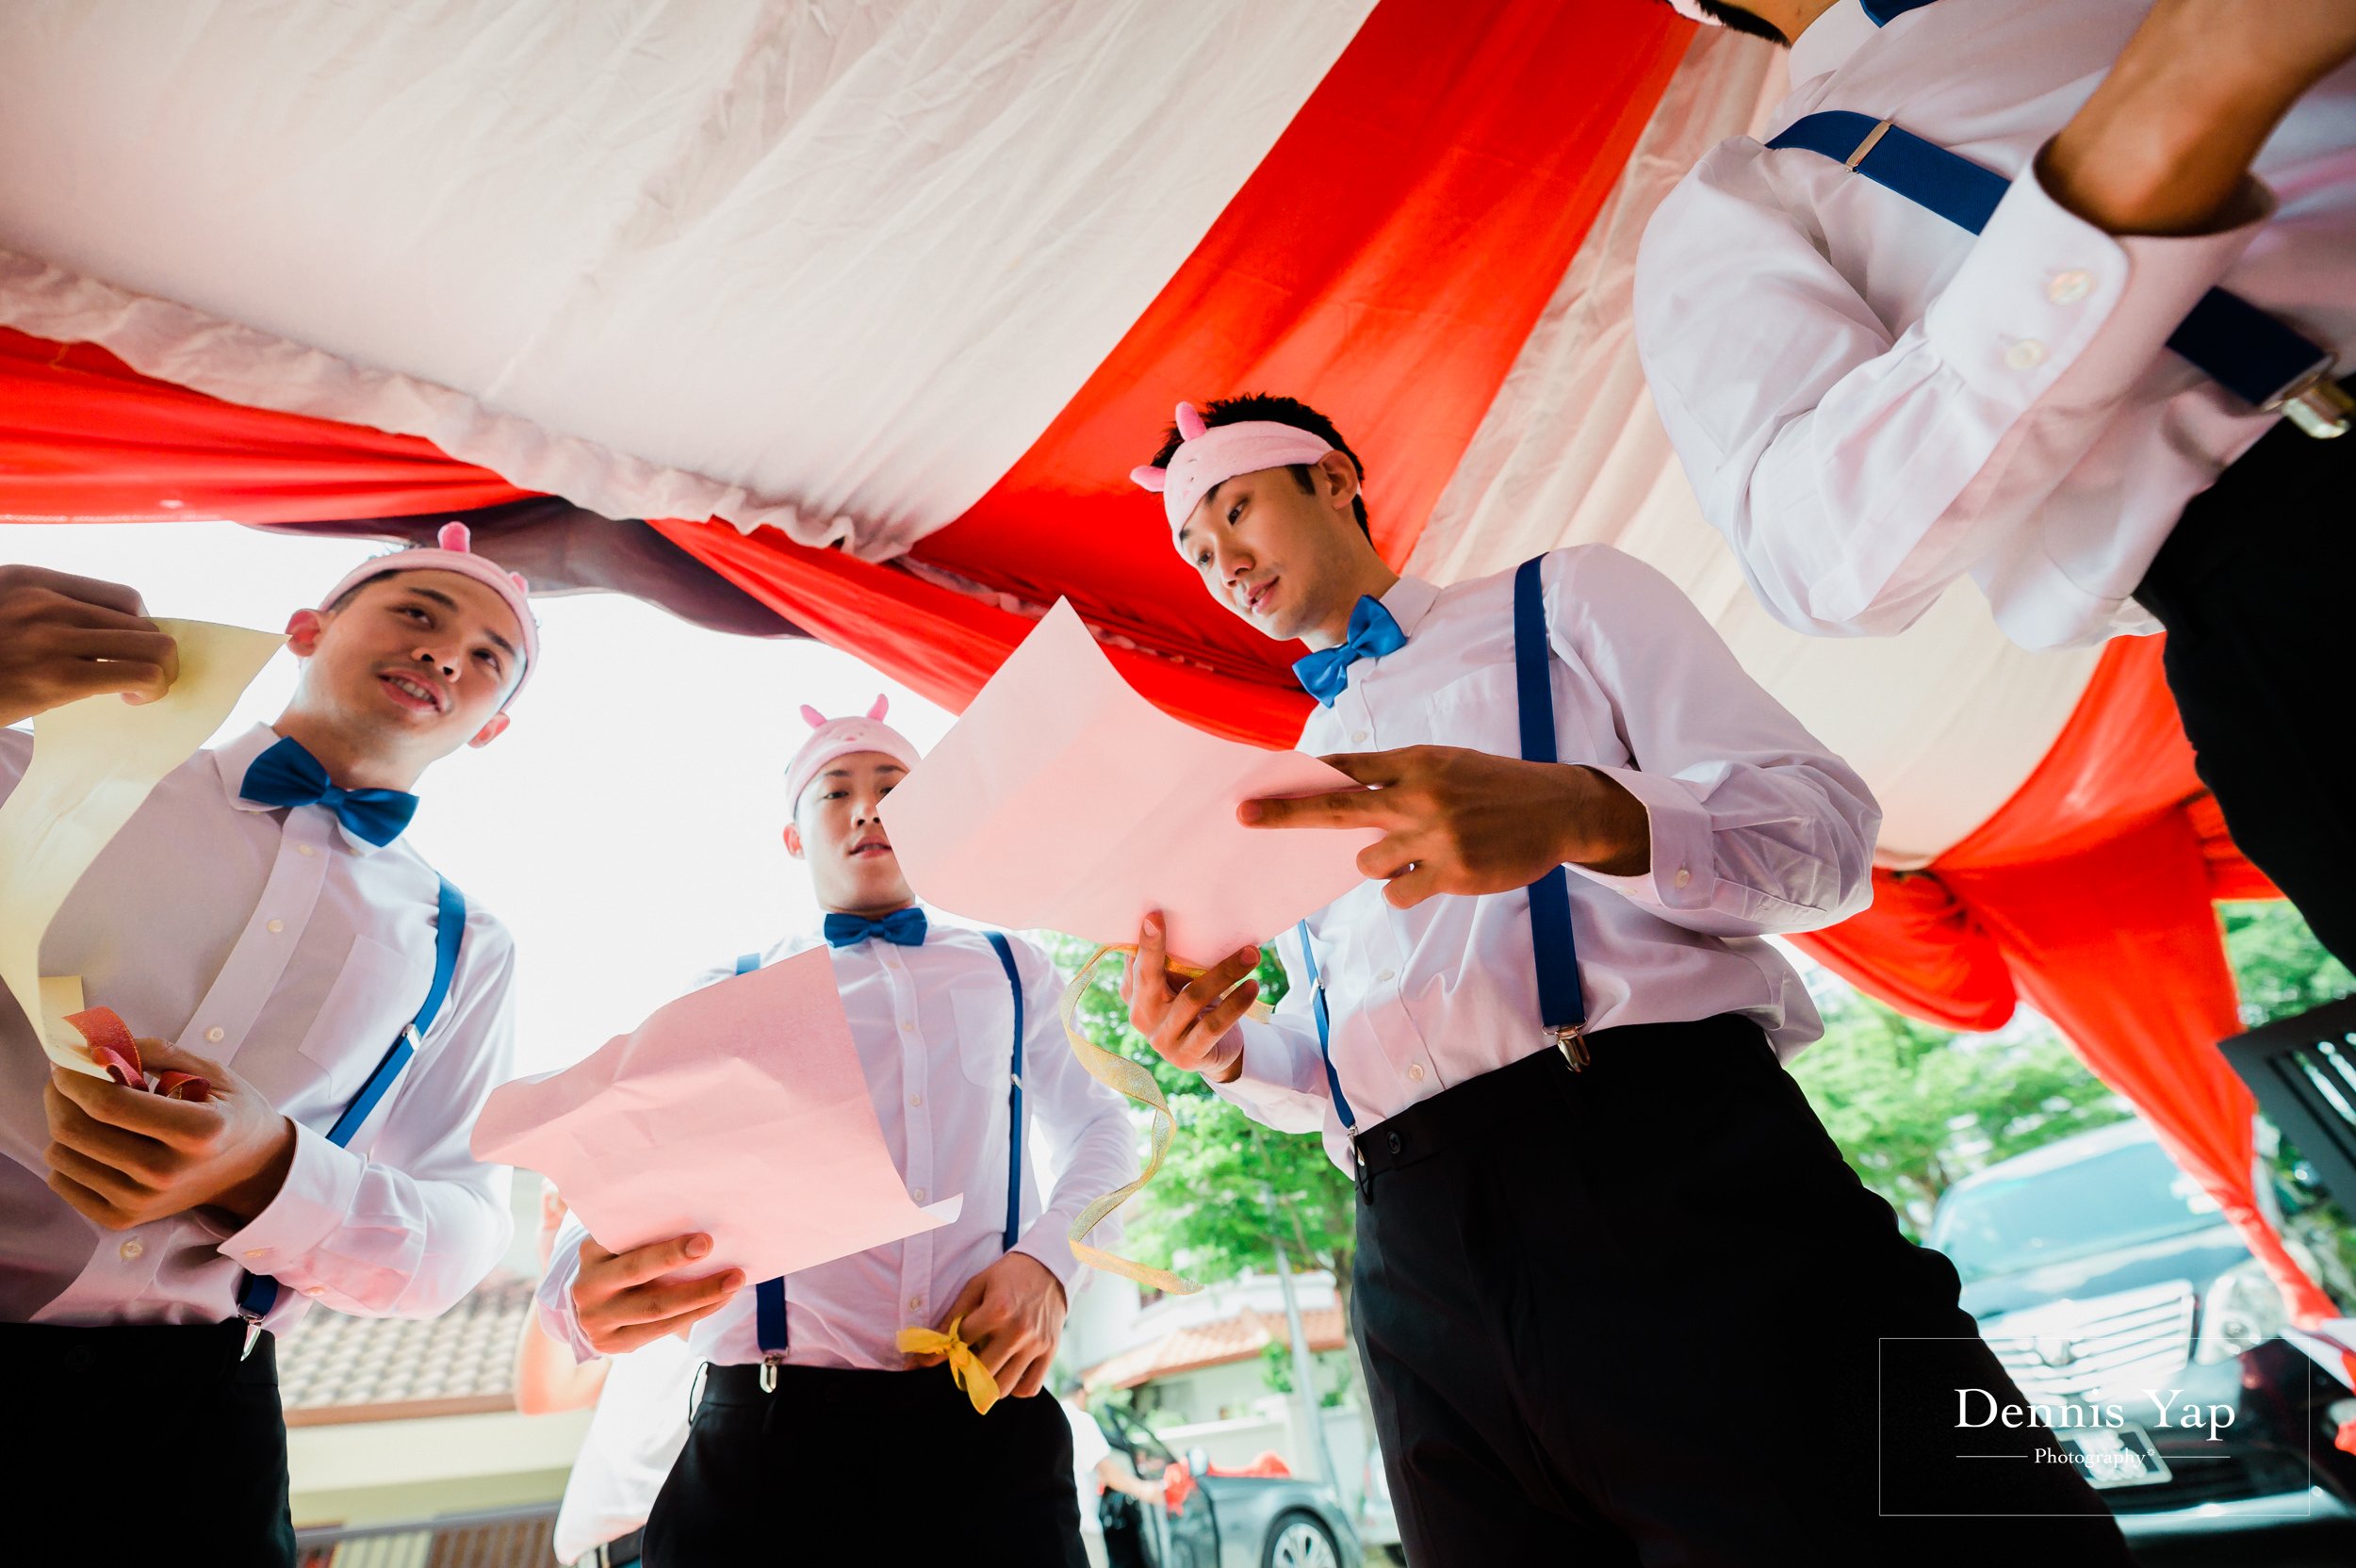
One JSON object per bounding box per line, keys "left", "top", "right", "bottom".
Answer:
{"left": 900, "top": 1021, "right": 915, "bottom": 1034}
{"left": 303, "top": 1286, "right": 324, "bottom": 1298}
{"left": 266, "top": 918, "right": 285, "bottom": 935}
{"left": 1406, "top": 1063, "right": 1426, "bottom": 1084}
{"left": 1375, "top": 969, "right": 1396, "bottom": 984}
{"left": 296, "top": 843, "right": 316, "bottom": 858}
{"left": 908, "top": 1296, "right": 924, "bottom": 1313}
{"left": 912, "top": 1188, "right": 926, "bottom": 1202}
{"left": 1350, "top": 731, "right": 1368, "bottom": 744}
{"left": 205, "top": 1026, "right": 225, "bottom": 1043}
{"left": 2047, "top": 269, "right": 2092, "bottom": 304}
{"left": 909, "top": 1093, "right": 923, "bottom": 1108}
{"left": 2004, "top": 339, "right": 2047, "bottom": 370}
{"left": 119, "top": 1238, "right": 143, "bottom": 1260}
{"left": 245, "top": 1250, "right": 268, "bottom": 1260}
{"left": 1674, "top": 868, "right": 1693, "bottom": 890}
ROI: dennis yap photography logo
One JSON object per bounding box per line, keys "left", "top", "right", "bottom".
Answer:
{"left": 1954, "top": 1387, "right": 2238, "bottom": 1450}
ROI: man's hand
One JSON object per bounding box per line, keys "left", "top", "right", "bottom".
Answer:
{"left": 43, "top": 1039, "right": 296, "bottom": 1230}
{"left": 572, "top": 1233, "right": 744, "bottom": 1356}
{"left": 916, "top": 1250, "right": 1067, "bottom": 1399}
{"left": 0, "top": 564, "right": 179, "bottom": 727}
{"left": 1121, "top": 912, "right": 1260, "bottom": 1085}
{"left": 2040, "top": 0, "right": 2356, "bottom": 236}
{"left": 1239, "top": 746, "right": 1649, "bottom": 908}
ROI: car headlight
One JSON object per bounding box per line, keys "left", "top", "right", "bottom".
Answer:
{"left": 2195, "top": 1259, "right": 2292, "bottom": 1364}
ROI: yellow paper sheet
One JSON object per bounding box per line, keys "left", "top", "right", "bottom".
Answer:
{"left": 0, "top": 619, "right": 284, "bottom": 1075}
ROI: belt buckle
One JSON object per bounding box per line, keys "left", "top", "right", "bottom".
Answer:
{"left": 2266, "top": 367, "right": 2351, "bottom": 440}
{"left": 1550, "top": 1023, "right": 1592, "bottom": 1072}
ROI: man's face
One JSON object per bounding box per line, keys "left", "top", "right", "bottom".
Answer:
{"left": 785, "top": 750, "right": 915, "bottom": 912}
{"left": 1172, "top": 455, "right": 1364, "bottom": 643}
{"left": 287, "top": 570, "right": 523, "bottom": 760}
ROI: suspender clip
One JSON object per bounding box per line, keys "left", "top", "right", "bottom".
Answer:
{"left": 1550, "top": 1023, "right": 1592, "bottom": 1072}
{"left": 238, "top": 1311, "right": 264, "bottom": 1361}
{"left": 1844, "top": 116, "right": 1895, "bottom": 171}
{"left": 759, "top": 1353, "right": 783, "bottom": 1394}
{"left": 2269, "top": 368, "right": 2351, "bottom": 440}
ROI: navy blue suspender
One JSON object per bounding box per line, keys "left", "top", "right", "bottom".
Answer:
{"left": 235, "top": 876, "right": 465, "bottom": 1345}
{"left": 982, "top": 931, "right": 1025, "bottom": 1254}
{"left": 1764, "top": 1, "right": 2343, "bottom": 429}
{"left": 1297, "top": 554, "right": 1591, "bottom": 1166}
{"left": 744, "top": 930, "right": 1027, "bottom": 1381}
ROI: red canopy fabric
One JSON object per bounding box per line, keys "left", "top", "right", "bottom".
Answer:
{"left": 662, "top": 0, "right": 1690, "bottom": 732}
{"left": 0, "top": 328, "right": 531, "bottom": 526}
{"left": 1792, "top": 638, "right": 2341, "bottom": 1331}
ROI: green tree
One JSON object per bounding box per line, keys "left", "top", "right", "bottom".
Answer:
{"left": 1045, "top": 935, "right": 1359, "bottom": 1316}
{"left": 2219, "top": 901, "right": 2356, "bottom": 1026}
{"left": 1787, "top": 989, "right": 2131, "bottom": 1237}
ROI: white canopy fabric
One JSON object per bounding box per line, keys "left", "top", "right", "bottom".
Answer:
{"left": 0, "top": 3, "right": 2101, "bottom": 864}
{"left": 0, "top": 0, "right": 1373, "bottom": 555}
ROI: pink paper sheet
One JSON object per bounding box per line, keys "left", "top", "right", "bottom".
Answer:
{"left": 471, "top": 948, "right": 959, "bottom": 1282}
{"left": 886, "top": 600, "right": 1378, "bottom": 965}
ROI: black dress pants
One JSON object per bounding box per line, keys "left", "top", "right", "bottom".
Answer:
{"left": 1350, "top": 1015, "right": 2137, "bottom": 1567}
{"left": 2135, "top": 392, "right": 2356, "bottom": 969}
{"left": 1, "top": 1319, "right": 295, "bottom": 1565}
{"left": 646, "top": 1360, "right": 1087, "bottom": 1567}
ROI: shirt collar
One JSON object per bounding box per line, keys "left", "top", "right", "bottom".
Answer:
{"left": 1787, "top": 0, "right": 1879, "bottom": 87}
{"left": 1375, "top": 573, "right": 1441, "bottom": 640}
{"left": 211, "top": 722, "right": 395, "bottom": 857}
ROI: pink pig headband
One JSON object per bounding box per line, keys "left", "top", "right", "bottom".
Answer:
{"left": 784, "top": 695, "right": 924, "bottom": 811}
{"left": 319, "top": 521, "right": 540, "bottom": 703}
{"left": 1130, "top": 402, "right": 1333, "bottom": 534}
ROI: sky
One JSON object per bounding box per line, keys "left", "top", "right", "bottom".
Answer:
{"left": 8, "top": 520, "right": 953, "bottom": 1076}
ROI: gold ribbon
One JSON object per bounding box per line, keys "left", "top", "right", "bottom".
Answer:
{"left": 896, "top": 1315, "right": 1001, "bottom": 1413}
{"left": 1056, "top": 943, "right": 1271, "bottom": 1298}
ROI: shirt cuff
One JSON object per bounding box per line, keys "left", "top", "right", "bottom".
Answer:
{"left": 532, "top": 1237, "right": 603, "bottom": 1364}
{"left": 1925, "top": 151, "right": 2267, "bottom": 410}
{"left": 1014, "top": 1216, "right": 1084, "bottom": 1295}
{"left": 216, "top": 1119, "right": 365, "bottom": 1282}
{"left": 1572, "top": 765, "right": 1716, "bottom": 913}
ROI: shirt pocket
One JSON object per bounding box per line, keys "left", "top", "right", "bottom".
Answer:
{"left": 1428, "top": 659, "right": 1610, "bottom": 768}
{"left": 295, "top": 935, "right": 431, "bottom": 1104}
{"left": 948, "top": 976, "right": 1022, "bottom": 1092}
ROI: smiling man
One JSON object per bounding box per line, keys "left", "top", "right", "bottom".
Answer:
{"left": 535, "top": 698, "right": 1136, "bottom": 1568}
{"left": 0, "top": 524, "right": 533, "bottom": 1565}
{"left": 1121, "top": 396, "right": 2134, "bottom": 1561}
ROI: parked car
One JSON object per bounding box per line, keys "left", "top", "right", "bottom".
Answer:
{"left": 1355, "top": 1444, "right": 1400, "bottom": 1562}
{"left": 1927, "top": 1119, "right": 2356, "bottom": 1553}
{"left": 1088, "top": 1400, "right": 1361, "bottom": 1568}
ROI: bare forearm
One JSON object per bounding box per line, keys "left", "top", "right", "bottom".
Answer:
{"left": 514, "top": 1314, "right": 609, "bottom": 1414}
{"left": 2040, "top": 0, "right": 2356, "bottom": 235}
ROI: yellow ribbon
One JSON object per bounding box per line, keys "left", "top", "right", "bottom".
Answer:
{"left": 1056, "top": 943, "right": 1272, "bottom": 1298}
{"left": 896, "top": 1315, "right": 1001, "bottom": 1413}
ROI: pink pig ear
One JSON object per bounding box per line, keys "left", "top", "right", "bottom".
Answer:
{"left": 1129, "top": 465, "right": 1169, "bottom": 493}
{"left": 799, "top": 704, "right": 828, "bottom": 728}
{"left": 436, "top": 520, "right": 472, "bottom": 552}
{"left": 866, "top": 694, "right": 889, "bottom": 721}
{"left": 1175, "top": 402, "right": 1207, "bottom": 441}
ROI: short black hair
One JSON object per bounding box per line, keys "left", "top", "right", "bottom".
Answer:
{"left": 1148, "top": 393, "right": 1370, "bottom": 538}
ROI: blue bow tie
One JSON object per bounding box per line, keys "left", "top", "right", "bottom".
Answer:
{"left": 1291, "top": 595, "right": 1408, "bottom": 707}
{"left": 824, "top": 907, "right": 929, "bottom": 948}
{"left": 239, "top": 736, "right": 419, "bottom": 847}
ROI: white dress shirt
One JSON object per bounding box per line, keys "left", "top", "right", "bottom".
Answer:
{"left": 551, "top": 1331, "right": 695, "bottom": 1564}
{"left": 1216, "top": 547, "right": 1879, "bottom": 1172}
{"left": 1634, "top": 0, "right": 2355, "bottom": 650}
{"left": 537, "top": 923, "right": 1137, "bottom": 1370}
{"left": 0, "top": 722, "right": 518, "bottom": 1327}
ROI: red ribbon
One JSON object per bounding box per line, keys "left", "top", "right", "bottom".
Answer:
{"left": 63, "top": 1006, "right": 209, "bottom": 1101}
